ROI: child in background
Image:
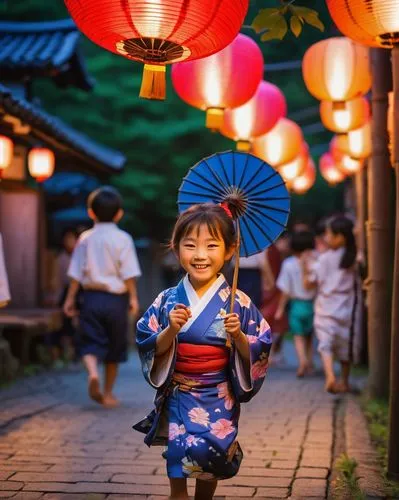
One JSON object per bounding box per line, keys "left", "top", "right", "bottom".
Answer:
{"left": 51, "top": 228, "right": 78, "bottom": 365}
{"left": 275, "top": 231, "right": 316, "bottom": 377}
{"left": 302, "top": 215, "right": 358, "bottom": 393}
{"left": 63, "top": 186, "right": 141, "bottom": 407}
{"left": 134, "top": 203, "right": 272, "bottom": 500}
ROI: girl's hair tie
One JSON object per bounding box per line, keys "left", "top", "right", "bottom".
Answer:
{"left": 219, "top": 202, "right": 233, "bottom": 219}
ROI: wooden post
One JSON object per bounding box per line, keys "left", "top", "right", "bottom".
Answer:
{"left": 388, "top": 44, "right": 399, "bottom": 481}
{"left": 367, "top": 48, "right": 393, "bottom": 399}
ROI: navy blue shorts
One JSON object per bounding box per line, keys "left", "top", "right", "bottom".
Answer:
{"left": 78, "top": 290, "right": 129, "bottom": 363}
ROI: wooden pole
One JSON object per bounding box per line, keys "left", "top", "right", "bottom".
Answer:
{"left": 367, "top": 48, "right": 393, "bottom": 399}
{"left": 388, "top": 44, "right": 399, "bottom": 481}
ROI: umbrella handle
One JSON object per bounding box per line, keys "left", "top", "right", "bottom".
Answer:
{"left": 227, "top": 222, "right": 241, "bottom": 348}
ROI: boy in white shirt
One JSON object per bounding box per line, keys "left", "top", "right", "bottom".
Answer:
{"left": 64, "top": 187, "right": 141, "bottom": 408}
{"left": 275, "top": 231, "right": 316, "bottom": 377}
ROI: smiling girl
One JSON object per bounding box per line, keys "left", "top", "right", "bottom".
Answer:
{"left": 134, "top": 203, "right": 272, "bottom": 500}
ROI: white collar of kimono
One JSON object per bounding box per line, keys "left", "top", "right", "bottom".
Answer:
{"left": 179, "top": 273, "right": 226, "bottom": 333}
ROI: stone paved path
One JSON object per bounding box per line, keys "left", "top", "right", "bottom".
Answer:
{"left": 0, "top": 346, "right": 374, "bottom": 499}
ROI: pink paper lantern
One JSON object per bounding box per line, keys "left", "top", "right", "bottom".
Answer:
{"left": 319, "top": 152, "right": 346, "bottom": 185}
{"left": 171, "top": 34, "right": 264, "bottom": 129}
{"left": 220, "top": 81, "right": 287, "bottom": 151}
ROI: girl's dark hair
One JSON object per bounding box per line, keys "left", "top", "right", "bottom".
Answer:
{"left": 171, "top": 203, "right": 236, "bottom": 252}
{"left": 290, "top": 230, "right": 315, "bottom": 254}
{"left": 329, "top": 215, "right": 357, "bottom": 269}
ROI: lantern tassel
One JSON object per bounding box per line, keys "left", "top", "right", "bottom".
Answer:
{"left": 140, "top": 64, "right": 166, "bottom": 101}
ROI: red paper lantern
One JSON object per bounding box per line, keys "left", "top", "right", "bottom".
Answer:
{"left": 253, "top": 118, "right": 303, "bottom": 167}
{"left": 220, "top": 81, "right": 286, "bottom": 150}
{"left": 291, "top": 158, "right": 316, "bottom": 194}
{"left": 0, "top": 135, "right": 13, "bottom": 176}
{"left": 28, "top": 148, "right": 55, "bottom": 183}
{"left": 172, "top": 33, "right": 264, "bottom": 129}
{"left": 65, "top": 0, "right": 249, "bottom": 101}
{"left": 320, "top": 152, "right": 346, "bottom": 185}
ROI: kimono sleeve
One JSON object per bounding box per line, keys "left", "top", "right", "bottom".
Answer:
{"left": 231, "top": 294, "right": 272, "bottom": 403}
{"left": 135, "top": 290, "right": 176, "bottom": 389}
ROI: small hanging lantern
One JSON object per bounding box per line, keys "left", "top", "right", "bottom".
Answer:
{"left": 65, "top": 0, "right": 249, "bottom": 101}
{"left": 278, "top": 143, "right": 309, "bottom": 183}
{"left": 320, "top": 96, "right": 370, "bottom": 134}
{"left": 302, "top": 37, "right": 371, "bottom": 109}
{"left": 253, "top": 118, "right": 303, "bottom": 167}
{"left": 28, "top": 148, "right": 55, "bottom": 183}
{"left": 291, "top": 158, "right": 316, "bottom": 195}
{"left": 337, "top": 155, "right": 364, "bottom": 176}
{"left": 320, "top": 152, "right": 346, "bottom": 185}
{"left": 334, "top": 122, "right": 371, "bottom": 159}
{"left": 0, "top": 135, "right": 13, "bottom": 177}
{"left": 220, "top": 81, "right": 286, "bottom": 151}
{"left": 172, "top": 34, "right": 264, "bottom": 129}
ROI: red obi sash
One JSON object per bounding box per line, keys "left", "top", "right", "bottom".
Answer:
{"left": 175, "top": 343, "right": 229, "bottom": 374}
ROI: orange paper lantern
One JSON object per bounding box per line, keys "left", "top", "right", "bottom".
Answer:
{"left": 253, "top": 118, "right": 303, "bottom": 167}
{"left": 221, "top": 81, "right": 286, "bottom": 150}
{"left": 337, "top": 155, "right": 364, "bottom": 176}
{"left": 0, "top": 135, "right": 13, "bottom": 176}
{"left": 334, "top": 122, "right": 371, "bottom": 160}
{"left": 278, "top": 143, "right": 309, "bottom": 182}
{"left": 320, "top": 96, "right": 370, "bottom": 134}
{"left": 302, "top": 37, "right": 371, "bottom": 105}
{"left": 326, "top": 0, "right": 399, "bottom": 48}
{"left": 291, "top": 158, "right": 316, "bottom": 195}
{"left": 320, "top": 152, "right": 346, "bottom": 185}
{"left": 28, "top": 148, "right": 55, "bottom": 183}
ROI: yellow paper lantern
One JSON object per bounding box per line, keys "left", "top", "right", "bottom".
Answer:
{"left": 28, "top": 148, "right": 55, "bottom": 183}
{"left": 334, "top": 122, "right": 371, "bottom": 159}
{"left": 0, "top": 135, "right": 13, "bottom": 175}
{"left": 320, "top": 96, "right": 370, "bottom": 133}
{"left": 302, "top": 37, "right": 371, "bottom": 106}
{"left": 253, "top": 118, "right": 303, "bottom": 167}
{"left": 320, "top": 152, "right": 346, "bottom": 185}
{"left": 291, "top": 158, "right": 316, "bottom": 195}
{"left": 278, "top": 143, "right": 308, "bottom": 182}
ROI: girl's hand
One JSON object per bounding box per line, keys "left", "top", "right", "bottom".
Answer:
{"left": 169, "top": 304, "right": 191, "bottom": 335}
{"left": 224, "top": 313, "right": 241, "bottom": 339}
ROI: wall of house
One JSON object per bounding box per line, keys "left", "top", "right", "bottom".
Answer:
{"left": 0, "top": 189, "right": 40, "bottom": 308}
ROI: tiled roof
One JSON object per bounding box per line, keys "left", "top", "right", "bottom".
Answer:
{"left": 0, "top": 84, "right": 125, "bottom": 174}
{"left": 0, "top": 19, "right": 94, "bottom": 91}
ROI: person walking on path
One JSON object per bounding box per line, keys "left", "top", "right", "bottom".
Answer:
{"left": 134, "top": 203, "right": 272, "bottom": 500}
{"left": 302, "top": 215, "right": 358, "bottom": 394}
{"left": 63, "top": 186, "right": 141, "bottom": 408}
{"left": 275, "top": 231, "right": 316, "bottom": 378}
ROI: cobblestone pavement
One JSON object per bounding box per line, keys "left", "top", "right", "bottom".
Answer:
{"left": 0, "top": 345, "right": 380, "bottom": 500}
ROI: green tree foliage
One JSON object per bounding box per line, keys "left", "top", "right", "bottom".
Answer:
{"left": 1, "top": 0, "right": 342, "bottom": 238}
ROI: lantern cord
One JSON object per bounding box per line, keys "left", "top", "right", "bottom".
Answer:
{"left": 140, "top": 64, "right": 166, "bottom": 101}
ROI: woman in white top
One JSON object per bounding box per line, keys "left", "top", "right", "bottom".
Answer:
{"left": 303, "top": 216, "right": 358, "bottom": 393}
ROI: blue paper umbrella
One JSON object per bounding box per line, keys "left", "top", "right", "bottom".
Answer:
{"left": 178, "top": 151, "right": 290, "bottom": 257}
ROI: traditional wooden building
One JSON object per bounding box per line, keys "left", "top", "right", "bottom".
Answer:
{"left": 0, "top": 19, "right": 126, "bottom": 371}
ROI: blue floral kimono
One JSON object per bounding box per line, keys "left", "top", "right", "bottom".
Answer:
{"left": 133, "top": 274, "right": 272, "bottom": 480}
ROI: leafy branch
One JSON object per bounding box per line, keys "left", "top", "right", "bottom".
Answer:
{"left": 251, "top": 1, "right": 324, "bottom": 41}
